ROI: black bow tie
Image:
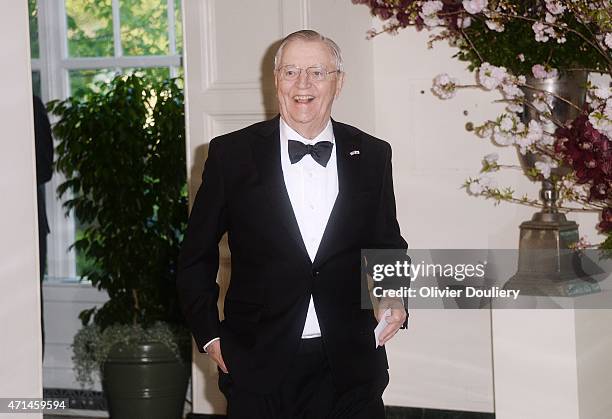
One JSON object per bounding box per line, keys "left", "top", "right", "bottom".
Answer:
{"left": 288, "top": 140, "right": 333, "bottom": 167}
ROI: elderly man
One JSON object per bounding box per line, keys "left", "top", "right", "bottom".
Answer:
{"left": 177, "top": 30, "right": 408, "bottom": 418}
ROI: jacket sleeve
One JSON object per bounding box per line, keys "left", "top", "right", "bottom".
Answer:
{"left": 370, "top": 143, "right": 410, "bottom": 328}
{"left": 177, "top": 138, "right": 228, "bottom": 352}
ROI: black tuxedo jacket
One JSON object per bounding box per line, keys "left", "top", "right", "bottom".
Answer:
{"left": 177, "top": 116, "right": 407, "bottom": 394}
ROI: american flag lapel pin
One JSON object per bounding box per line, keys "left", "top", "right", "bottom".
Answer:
{"left": 349, "top": 150, "right": 360, "bottom": 156}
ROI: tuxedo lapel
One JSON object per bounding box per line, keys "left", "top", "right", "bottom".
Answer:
{"left": 249, "top": 116, "right": 310, "bottom": 261}
{"left": 313, "top": 119, "right": 362, "bottom": 267}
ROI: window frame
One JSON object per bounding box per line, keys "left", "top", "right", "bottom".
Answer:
{"left": 33, "top": 0, "right": 182, "bottom": 281}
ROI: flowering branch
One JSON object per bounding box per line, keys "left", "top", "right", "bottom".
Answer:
{"left": 356, "top": 0, "right": 612, "bottom": 248}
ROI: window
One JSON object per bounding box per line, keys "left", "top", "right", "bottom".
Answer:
{"left": 30, "top": 0, "right": 182, "bottom": 280}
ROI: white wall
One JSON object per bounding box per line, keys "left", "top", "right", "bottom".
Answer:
{"left": 0, "top": 2, "right": 43, "bottom": 419}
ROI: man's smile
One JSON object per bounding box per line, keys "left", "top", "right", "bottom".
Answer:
{"left": 293, "top": 95, "right": 315, "bottom": 103}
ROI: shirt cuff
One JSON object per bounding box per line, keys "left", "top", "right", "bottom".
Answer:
{"left": 203, "top": 337, "right": 220, "bottom": 353}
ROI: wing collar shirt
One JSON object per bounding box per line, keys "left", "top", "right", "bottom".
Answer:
{"left": 280, "top": 117, "right": 338, "bottom": 338}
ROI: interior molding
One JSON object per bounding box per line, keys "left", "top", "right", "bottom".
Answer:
{"left": 200, "top": 0, "right": 216, "bottom": 91}
{"left": 300, "top": 0, "right": 310, "bottom": 28}
{"left": 201, "top": 0, "right": 285, "bottom": 91}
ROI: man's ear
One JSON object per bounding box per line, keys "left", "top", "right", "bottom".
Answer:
{"left": 335, "top": 72, "right": 345, "bottom": 99}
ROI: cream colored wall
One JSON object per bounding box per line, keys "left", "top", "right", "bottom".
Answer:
{"left": 0, "top": 2, "right": 43, "bottom": 418}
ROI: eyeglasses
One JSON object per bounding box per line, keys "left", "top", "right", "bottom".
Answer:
{"left": 276, "top": 65, "right": 341, "bottom": 82}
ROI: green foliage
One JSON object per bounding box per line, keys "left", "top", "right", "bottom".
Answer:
{"left": 65, "top": 0, "right": 114, "bottom": 57}
{"left": 29, "top": 0, "right": 39, "bottom": 58}
{"left": 64, "top": 0, "right": 180, "bottom": 58}
{"left": 69, "top": 68, "right": 171, "bottom": 104}
{"left": 49, "top": 74, "right": 188, "bottom": 331}
{"left": 455, "top": 13, "right": 607, "bottom": 75}
{"left": 601, "top": 234, "right": 612, "bottom": 250}
{"left": 120, "top": 0, "right": 169, "bottom": 56}
{"left": 72, "top": 322, "right": 190, "bottom": 387}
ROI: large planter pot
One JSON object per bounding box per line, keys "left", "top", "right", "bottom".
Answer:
{"left": 103, "top": 342, "right": 189, "bottom": 419}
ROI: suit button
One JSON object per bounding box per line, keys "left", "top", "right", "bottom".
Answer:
{"left": 312, "top": 270, "right": 320, "bottom": 277}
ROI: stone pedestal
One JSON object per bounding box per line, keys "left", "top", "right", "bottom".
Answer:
{"left": 492, "top": 294, "right": 612, "bottom": 419}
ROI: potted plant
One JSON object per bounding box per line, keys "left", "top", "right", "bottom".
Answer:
{"left": 49, "top": 73, "right": 190, "bottom": 419}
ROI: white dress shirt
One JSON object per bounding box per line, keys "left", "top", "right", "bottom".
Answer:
{"left": 280, "top": 117, "right": 338, "bottom": 338}
{"left": 203, "top": 118, "right": 338, "bottom": 351}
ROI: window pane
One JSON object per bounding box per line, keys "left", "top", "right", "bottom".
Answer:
{"left": 69, "top": 69, "right": 117, "bottom": 99}
{"left": 29, "top": 0, "right": 39, "bottom": 58}
{"left": 32, "top": 71, "right": 42, "bottom": 98}
{"left": 174, "top": 0, "right": 182, "bottom": 55}
{"left": 121, "top": 0, "right": 169, "bottom": 56}
{"left": 65, "top": 0, "right": 114, "bottom": 57}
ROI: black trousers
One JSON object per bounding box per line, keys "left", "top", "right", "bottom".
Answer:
{"left": 218, "top": 338, "right": 388, "bottom": 419}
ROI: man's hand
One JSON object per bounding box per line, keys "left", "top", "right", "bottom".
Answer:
{"left": 376, "top": 297, "right": 407, "bottom": 346}
{"left": 206, "top": 340, "right": 228, "bottom": 373}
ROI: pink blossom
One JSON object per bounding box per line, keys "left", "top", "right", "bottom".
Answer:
{"left": 532, "top": 22, "right": 549, "bottom": 42}
{"left": 421, "top": 0, "right": 443, "bottom": 15}
{"left": 502, "top": 82, "right": 524, "bottom": 100}
{"left": 468, "top": 174, "right": 497, "bottom": 194}
{"left": 432, "top": 73, "right": 460, "bottom": 99}
{"left": 532, "top": 92, "right": 554, "bottom": 113}
{"left": 591, "top": 80, "right": 611, "bottom": 100}
{"left": 545, "top": 1, "right": 566, "bottom": 15}
{"left": 478, "top": 63, "right": 508, "bottom": 90}
{"left": 462, "top": 0, "right": 487, "bottom": 14}
{"left": 589, "top": 110, "right": 612, "bottom": 138}
{"left": 468, "top": 180, "right": 484, "bottom": 195}
{"left": 484, "top": 153, "right": 499, "bottom": 165}
{"left": 500, "top": 114, "right": 514, "bottom": 131}
{"left": 606, "top": 33, "right": 612, "bottom": 49}
{"left": 532, "top": 64, "right": 558, "bottom": 79}
{"left": 493, "top": 129, "right": 514, "bottom": 146}
{"left": 419, "top": 1, "right": 444, "bottom": 27}
{"left": 535, "top": 157, "right": 558, "bottom": 179}
{"left": 506, "top": 102, "right": 523, "bottom": 113}
{"left": 457, "top": 16, "right": 472, "bottom": 28}
{"left": 526, "top": 120, "right": 544, "bottom": 144}
{"left": 485, "top": 20, "right": 504, "bottom": 32}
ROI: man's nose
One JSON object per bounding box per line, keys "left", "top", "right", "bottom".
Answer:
{"left": 296, "top": 71, "right": 311, "bottom": 88}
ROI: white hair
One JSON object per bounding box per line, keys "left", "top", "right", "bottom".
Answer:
{"left": 273, "top": 30, "right": 344, "bottom": 72}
